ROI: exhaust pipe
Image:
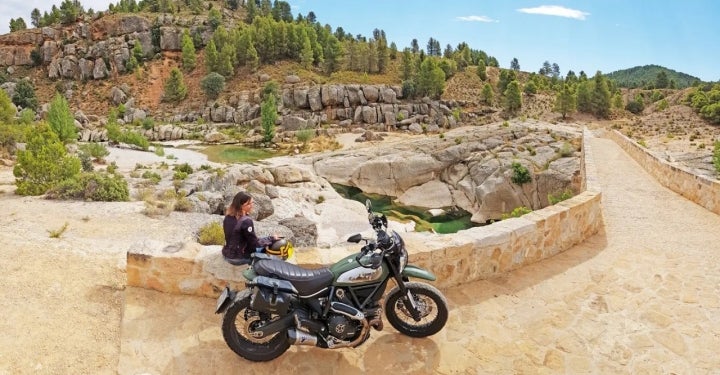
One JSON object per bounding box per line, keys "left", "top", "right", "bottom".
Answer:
{"left": 287, "top": 329, "right": 318, "bottom": 346}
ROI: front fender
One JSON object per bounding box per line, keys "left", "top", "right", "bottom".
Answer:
{"left": 401, "top": 265, "right": 436, "bottom": 281}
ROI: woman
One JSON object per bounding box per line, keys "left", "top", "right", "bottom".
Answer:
{"left": 222, "top": 192, "right": 275, "bottom": 265}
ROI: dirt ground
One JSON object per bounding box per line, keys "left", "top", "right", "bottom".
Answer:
{"left": 0, "top": 166, "right": 215, "bottom": 374}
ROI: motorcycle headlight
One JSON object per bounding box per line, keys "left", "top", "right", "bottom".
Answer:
{"left": 392, "top": 231, "right": 408, "bottom": 273}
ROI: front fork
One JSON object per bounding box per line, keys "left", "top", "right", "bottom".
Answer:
{"left": 391, "top": 264, "right": 436, "bottom": 322}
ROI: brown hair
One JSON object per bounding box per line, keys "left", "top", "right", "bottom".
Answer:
{"left": 226, "top": 191, "right": 252, "bottom": 217}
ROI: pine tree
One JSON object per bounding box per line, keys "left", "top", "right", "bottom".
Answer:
{"left": 503, "top": 80, "right": 522, "bottom": 113}
{"left": 576, "top": 81, "right": 591, "bottom": 113}
{"left": 0, "top": 89, "right": 15, "bottom": 124}
{"left": 216, "top": 44, "right": 235, "bottom": 77}
{"left": 510, "top": 58, "right": 520, "bottom": 71}
{"left": 417, "top": 58, "right": 445, "bottom": 99}
{"left": 554, "top": 83, "right": 576, "bottom": 119}
{"left": 401, "top": 48, "right": 414, "bottom": 81}
{"left": 300, "top": 31, "right": 314, "bottom": 69}
{"left": 47, "top": 93, "right": 77, "bottom": 144}
{"left": 590, "top": 71, "right": 611, "bottom": 118}
{"left": 482, "top": 83, "right": 494, "bottom": 104}
{"left": 476, "top": 60, "right": 487, "bottom": 80}
{"left": 205, "top": 39, "right": 218, "bottom": 73}
{"left": 13, "top": 123, "right": 81, "bottom": 196}
{"left": 181, "top": 30, "right": 196, "bottom": 71}
{"left": 261, "top": 94, "right": 277, "bottom": 143}
{"left": 31, "top": 9, "right": 41, "bottom": 27}
{"left": 163, "top": 68, "right": 187, "bottom": 102}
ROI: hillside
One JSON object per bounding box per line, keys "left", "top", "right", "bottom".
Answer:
{"left": 605, "top": 64, "right": 701, "bottom": 89}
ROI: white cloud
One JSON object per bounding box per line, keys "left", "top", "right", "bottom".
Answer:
{"left": 457, "top": 15, "right": 498, "bottom": 23}
{"left": 517, "top": 5, "right": 589, "bottom": 20}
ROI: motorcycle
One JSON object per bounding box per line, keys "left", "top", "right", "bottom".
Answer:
{"left": 215, "top": 199, "right": 449, "bottom": 361}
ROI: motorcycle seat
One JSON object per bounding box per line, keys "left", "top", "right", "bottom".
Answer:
{"left": 253, "top": 259, "right": 334, "bottom": 296}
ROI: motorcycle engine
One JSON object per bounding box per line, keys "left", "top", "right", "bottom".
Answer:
{"left": 327, "top": 314, "right": 360, "bottom": 341}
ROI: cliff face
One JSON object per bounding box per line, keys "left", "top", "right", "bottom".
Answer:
{"left": 0, "top": 14, "right": 211, "bottom": 80}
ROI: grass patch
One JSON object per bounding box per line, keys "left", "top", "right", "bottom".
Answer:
{"left": 200, "top": 145, "right": 280, "bottom": 163}
{"left": 198, "top": 221, "right": 224, "bottom": 245}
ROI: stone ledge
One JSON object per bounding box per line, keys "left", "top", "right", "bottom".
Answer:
{"left": 606, "top": 130, "right": 720, "bottom": 215}
{"left": 127, "top": 127, "right": 603, "bottom": 298}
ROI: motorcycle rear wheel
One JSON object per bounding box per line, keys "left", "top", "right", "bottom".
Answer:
{"left": 384, "top": 282, "right": 448, "bottom": 337}
{"left": 221, "top": 289, "right": 290, "bottom": 361}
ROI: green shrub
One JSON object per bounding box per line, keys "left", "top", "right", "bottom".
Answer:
{"left": 78, "top": 151, "right": 94, "bottom": 172}
{"left": 510, "top": 162, "right": 532, "bottom": 185}
{"left": 79, "top": 142, "right": 110, "bottom": 163}
{"left": 141, "top": 117, "right": 155, "bottom": 130}
{"left": 173, "top": 163, "right": 193, "bottom": 174}
{"left": 173, "top": 171, "right": 188, "bottom": 180}
{"left": 501, "top": 206, "right": 532, "bottom": 220}
{"left": 141, "top": 170, "right": 162, "bottom": 184}
{"left": 12, "top": 79, "right": 38, "bottom": 111}
{"left": 13, "top": 124, "right": 81, "bottom": 195}
{"left": 200, "top": 72, "right": 225, "bottom": 99}
{"left": 47, "top": 94, "right": 77, "bottom": 144}
{"left": 154, "top": 144, "right": 165, "bottom": 156}
{"left": 0, "top": 89, "right": 14, "bottom": 124}
{"left": 107, "top": 162, "right": 117, "bottom": 174}
{"left": 48, "top": 172, "right": 129, "bottom": 201}
{"left": 548, "top": 189, "right": 574, "bottom": 205}
{"left": 197, "top": 221, "right": 224, "bottom": 245}
{"left": 18, "top": 108, "right": 35, "bottom": 124}
{"left": 296, "top": 128, "right": 315, "bottom": 143}
{"left": 174, "top": 197, "right": 193, "bottom": 212}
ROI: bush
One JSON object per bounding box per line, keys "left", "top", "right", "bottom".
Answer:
{"left": 548, "top": 189, "right": 574, "bottom": 205}
{"left": 200, "top": 72, "right": 225, "bottom": 99}
{"left": 141, "top": 170, "right": 162, "bottom": 184}
{"left": 510, "top": 162, "right": 532, "bottom": 185}
{"left": 0, "top": 89, "right": 14, "bottom": 123}
{"left": 18, "top": 108, "right": 35, "bottom": 124}
{"left": 13, "top": 123, "right": 81, "bottom": 195}
{"left": 197, "top": 221, "right": 224, "bottom": 245}
{"left": 48, "top": 172, "right": 129, "bottom": 201}
{"left": 296, "top": 128, "right": 315, "bottom": 143}
{"left": 501, "top": 206, "right": 532, "bottom": 220}
{"left": 79, "top": 142, "right": 110, "bottom": 163}
{"left": 173, "top": 163, "right": 194, "bottom": 174}
{"left": 12, "top": 79, "right": 38, "bottom": 111}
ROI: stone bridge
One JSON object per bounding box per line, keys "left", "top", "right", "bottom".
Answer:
{"left": 118, "top": 129, "right": 720, "bottom": 373}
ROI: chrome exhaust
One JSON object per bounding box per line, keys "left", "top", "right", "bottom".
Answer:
{"left": 287, "top": 329, "right": 318, "bottom": 346}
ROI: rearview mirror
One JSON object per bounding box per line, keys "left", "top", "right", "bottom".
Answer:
{"left": 347, "top": 233, "right": 362, "bottom": 243}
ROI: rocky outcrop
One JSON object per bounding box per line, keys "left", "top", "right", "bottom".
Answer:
{"left": 0, "top": 14, "right": 210, "bottom": 82}
{"left": 309, "top": 121, "right": 583, "bottom": 223}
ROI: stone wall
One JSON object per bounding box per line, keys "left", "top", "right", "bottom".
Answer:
{"left": 126, "top": 129, "right": 603, "bottom": 297}
{"left": 606, "top": 129, "right": 720, "bottom": 215}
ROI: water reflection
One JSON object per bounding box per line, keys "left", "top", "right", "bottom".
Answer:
{"left": 332, "top": 184, "right": 479, "bottom": 234}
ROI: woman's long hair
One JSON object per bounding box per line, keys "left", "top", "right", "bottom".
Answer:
{"left": 226, "top": 192, "right": 251, "bottom": 217}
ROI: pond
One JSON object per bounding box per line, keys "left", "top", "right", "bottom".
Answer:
{"left": 195, "top": 144, "right": 285, "bottom": 164}
{"left": 332, "top": 184, "right": 479, "bottom": 234}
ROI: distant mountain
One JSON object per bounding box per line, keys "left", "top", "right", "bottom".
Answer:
{"left": 605, "top": 65, "right": 701, "bottom": 89}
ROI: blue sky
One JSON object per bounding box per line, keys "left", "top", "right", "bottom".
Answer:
{"left": 1, "top": 0, "right": 717, "bottom": 81}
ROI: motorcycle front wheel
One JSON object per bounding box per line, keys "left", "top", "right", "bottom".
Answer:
{"left": 221, "top": 289, "right": 290, "bottom": 361}
{"left": 384, "top": 282, "right": 448, "bottom": 337}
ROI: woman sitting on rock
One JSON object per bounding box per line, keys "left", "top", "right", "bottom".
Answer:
{"left": 222, "top": 191, "right": 277, "bottom": 265}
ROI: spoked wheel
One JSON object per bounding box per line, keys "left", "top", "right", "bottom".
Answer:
{"left": 221, "top": 290, "right": 290, "bottom": 362}
{"left": 384, "top": 282, "right": 449, "bottom": 337}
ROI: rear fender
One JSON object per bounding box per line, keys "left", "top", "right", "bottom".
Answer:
{"left": 401, "top": 265, "right": 436, "bottom": 281}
